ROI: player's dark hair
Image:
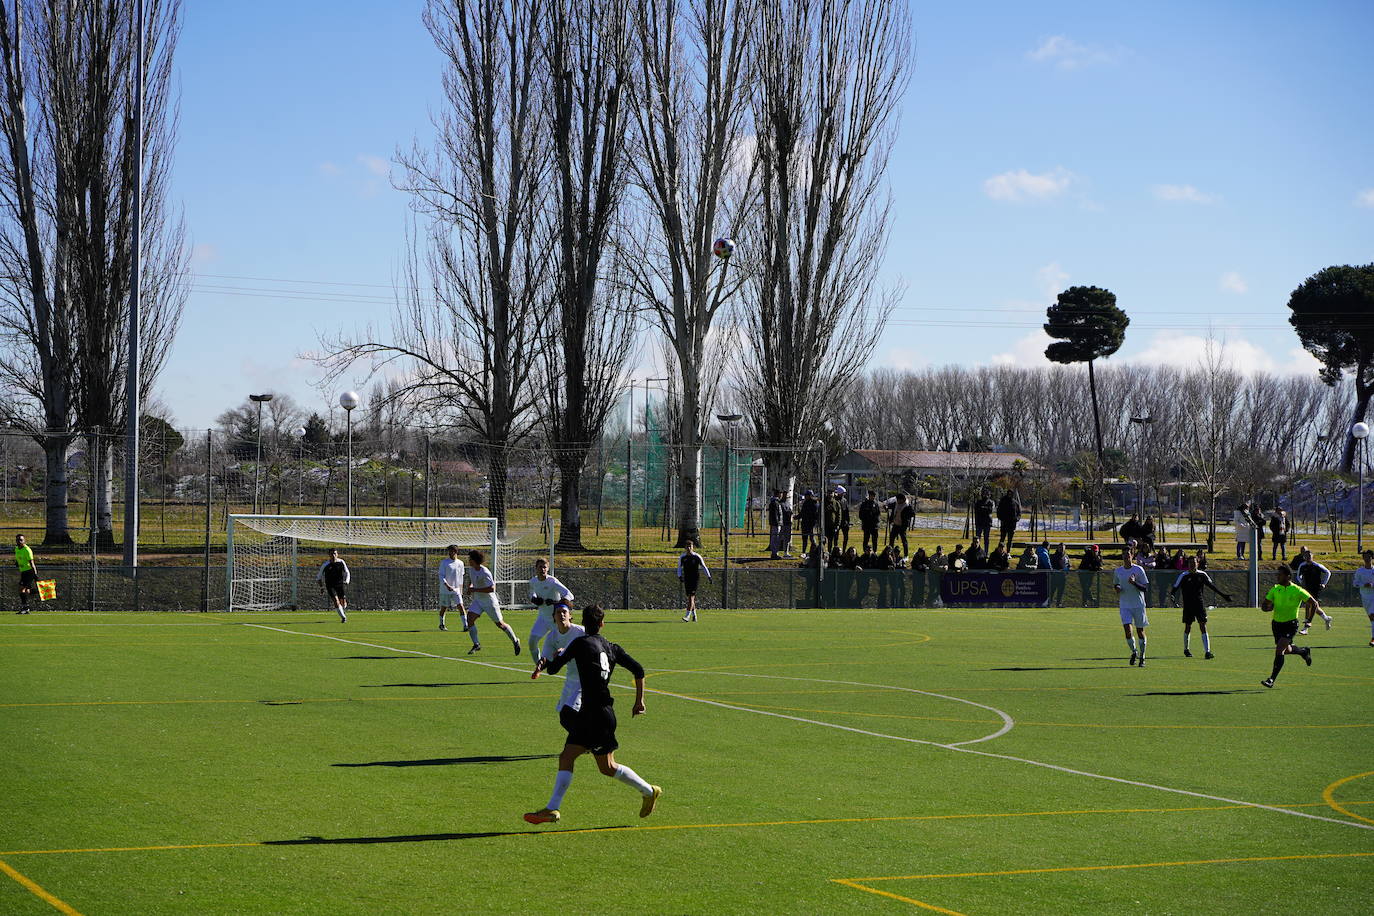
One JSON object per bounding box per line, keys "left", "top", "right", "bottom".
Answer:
{"left": 446, "top": 544, "right": 458, "bottom": 553}
{"left": 581, "top": 603, "right": 605, "bottom": 634}
{"left": 468, "top": 549, "right": 484, "bottom": 565}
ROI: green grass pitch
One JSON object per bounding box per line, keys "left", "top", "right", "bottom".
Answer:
{"left": 2, "top": 605, "right": 1371, "bottom": 914}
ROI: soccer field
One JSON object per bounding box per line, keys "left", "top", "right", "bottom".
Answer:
{"left": 2, "top": 606, "right": 1371, "bottom": 915}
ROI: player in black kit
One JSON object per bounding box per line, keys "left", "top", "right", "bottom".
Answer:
{"left": 523, "top": 605, "right": 661, "bottom": 825}
{"left": 677, "top": 542, "right": 711, "bottom": 622}
{"left": 1169, "top": 555, "right": 1231, "bottom": 659}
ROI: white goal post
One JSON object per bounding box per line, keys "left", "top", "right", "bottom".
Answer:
{"left": 226, "top": 514, "right": 545, "bottom": 612}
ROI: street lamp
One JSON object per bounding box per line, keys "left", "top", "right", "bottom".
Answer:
{"left": 339, "top": 391, "right": 360, "bottom": 515}
{"left": 1354, "top": 422, "right": 1369, "bottom": 551}
{"left": 294, "top": 426, "right": 307, "bottom": 506}
{"left": 249, "top": 394, "right": 273, "bottom": 514}
{"left": 717, "top": 413, "right": 742, "bottom": 608}
{"left": 1128, "top": 415, "right": 1153, "bottom": 516}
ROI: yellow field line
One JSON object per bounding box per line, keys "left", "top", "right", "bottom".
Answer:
{"left": 6, "top": 801, "right": 1370, "bottom": 857}
{"left": 831, "top": 878, "right": 966, "bottom": 915}
{"left": 0, "top": 856, "right": 83, "bottom": 914}
{"left": 1323, "top": 772, "right": 1374, "bottom": 826}
{"left": 843, "top": 850, "right": 1374, "bottom": 883}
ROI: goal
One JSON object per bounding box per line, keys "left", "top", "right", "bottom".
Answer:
{"left": 226, "top": 514, "right": 545, "bottom": 612}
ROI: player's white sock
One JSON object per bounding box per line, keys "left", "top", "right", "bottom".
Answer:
{"left": 1137, "top": 637, "right": 1147, "bottom": 659}
{"left": 1319, "top": 610, "right": 1332, "bottom": 622}
{"left": 467, "top": 623, "right": 480, "bottom": 646}
{"left": 502, "top": 624, "right": 519, "bottom": 646}
{"left": 613, "top": 765, "right": 653, "bottom": 795}
{"left": 1369, "top": 618, "right": 1374, "bottom": 639}
{"left": 1183, "top": 632, "right": 1191, "bottom": 651}
{"left": 1201, "top": 632, "right": 1211, "bottom": 652}
{"left": 1125, "top": 635, "right": 1137, "bottom": 655}
{"left": 548, "top": 770, "right": 573, "bottom": 810}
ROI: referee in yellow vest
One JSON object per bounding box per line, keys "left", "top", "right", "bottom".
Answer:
{"left": 15, "top": 533, "right": 38, "bottom": 614}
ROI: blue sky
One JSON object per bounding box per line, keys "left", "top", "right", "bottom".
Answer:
{"left": 164, "top": 0, "right": 1374, "bottom": 429}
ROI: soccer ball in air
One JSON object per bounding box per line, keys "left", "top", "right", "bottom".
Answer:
{"left": 712, "top": 237, "right": 736, "bottom": 259}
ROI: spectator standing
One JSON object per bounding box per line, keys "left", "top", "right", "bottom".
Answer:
{"left": 928, "top": 545, "right": 948, "bottom": 607}
{"left": 1140, "top": 516, "right": 1157, "bottom": 550}
{"left": 857, "top": 490, "right": 882, "bottom": 554}
{"left": 996, "top": 489, "right": 1022, "bottom": 550}
{"left": 1119, "top": 514, "right": 1143, "bottom": 544}
{"left": 1250, "top": 503, "right": 1266, "bottom": 557}
{"left": 973, "top": 491, "right": 995, "bottom": 552}
{"left": 1269, "top": 508, "right": 1291, "bottom": 560}
{"left": 1233, "top": 504, "right": 1253, "bottom": 559}
{"left": 824, "top": 487, "right": 847, "bottom": 551}
{"left": 780, "top": 493, "right": 795, "bottom": 558}
{"left": 888, "top": 493, "right": 914, "bottom": 558}
{"left": 1049, "top": 543, "right": 1071, "bottom": 607}
{"left": 767, "top": 490, "right": 783, "bottom": 559}
{"left": 798, "top": 490, "right": 820, "bottom": 556}
{"left": 1078, "top": 544, "right": 1103, "bottom": 606}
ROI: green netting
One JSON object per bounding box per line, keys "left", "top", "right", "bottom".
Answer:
{"left": 643, "top": 400, "right": 751, "bottom": 528}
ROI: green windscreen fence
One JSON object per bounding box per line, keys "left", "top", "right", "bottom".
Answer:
{"left": 644, "top": 400, "right": 751, "bottom": 528}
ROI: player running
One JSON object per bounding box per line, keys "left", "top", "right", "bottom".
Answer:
{"left": 462, "top": 549, "right": 520, "bottom": 656}
{"left": 1113, "top": 550, "right": 1150, "bottom": 667}
{"left": 316, "top": 548, "right": 350, "bottom": 622}
{"left": 1260, "top": 565, "right": 1317, "bottom": 688}
{"left": 1355, "top": 550, "right": 1374, "bottom": 647}
{"left": 677, "top": 542, "right": 711, "bottom": 622}
{"left": 529, "top": 602, "right": 586, "bottom": 753}
{"left": 14, "top": 534, "right": 37, "bottom": 614}
{"left": 1169, "top": 556, "right": 1232, "bottom": 659}
{"left": 1295, "top": 549, "right": 1333, "bottom": 634}
{"left": 523, "top": 604, "right": 660, "bottom": 825}
{"left": 527, "top": 558, "right": 574, "bottom": 656}
{"left": 437, "top": 544, "right": 465, "bottom": 631}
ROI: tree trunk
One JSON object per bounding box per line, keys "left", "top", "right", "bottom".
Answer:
{"left": 96, "top": 445, "right": 116, "bottom": 550}
{"left": 1340, "top": 372, "right": 1372, "bottom": 474}
{"left": 42, "top": 441, "right": 73, "bottom": 546}
{"left": 1087, "top": 358, "right": 1106, "bottom": 485}
{"left": 555, "top": 450, "right": 587, "bottom": 550}
{"left": 675, "top": 363, "right": 704, "bottom": 548}
{"left": 487, "top": 447, "right": 509, "bottom": 538}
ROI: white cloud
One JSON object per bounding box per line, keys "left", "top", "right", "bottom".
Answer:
{"left": 1038, "top": 262, "right": 1069, "bottom": 301}
{"left": 357, "top": 154, "right": 391, "bottom": 178}
{"left": 1152, "top": 184, "right": 1218, "bottom": 204}
{"left": 1219, "top": 271, "right": 1247, "bottom": 294}
{"left": 983, "top": 168, "right": 1074, "bottom": 202}
{"left": 1356, "top": 188, "right": 1374, "bottom": 208}
{"left": 1123, "top": 332, "right": 1321, "bottom": 376}
{"left": 1027, "top": 36, "right": 1121, "bottom": 70}
{"left": 990, "top": 332, "right": 1053, "bottom": 367}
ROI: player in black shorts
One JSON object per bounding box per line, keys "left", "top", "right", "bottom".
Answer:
{"left": 1169, "top": 556, "right": 1232, "bottom": 659}
{"left": 315, "top": 549, "right": 350, "bottom": 622}
{"left": 677, "top": 542, "right": 711, "bottom": 622}
{"left": 523, "top": 605, "right": 661, "bottom": 825}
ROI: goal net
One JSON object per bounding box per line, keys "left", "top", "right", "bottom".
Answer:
{"left": 226, "top": 515, "right": 545, "bottom": 612}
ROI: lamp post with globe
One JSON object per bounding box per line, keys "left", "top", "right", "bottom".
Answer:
{"left": 340, "top": 391, "right": 360, "bottom": 515}
{"left": 294, "top": 426, "right": 307, "bottom": 506}
{"left": 1354, "top": 422, "right": 1370, "bottom": 552}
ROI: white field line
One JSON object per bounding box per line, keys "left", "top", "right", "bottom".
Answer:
{"left": 244, "top": 624, "right": 1374, "bottom": 834}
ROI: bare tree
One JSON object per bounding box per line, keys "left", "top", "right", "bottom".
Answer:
{"left": 1177, "top": 341, "right": 1241, "bottom": 550}
{"left": 0, "top": 0, "right": 186, "bottom": 546}
{"left": 626, "top": 0, "right": 756, "bottom": 546}
{"left": 735, "top": 0, "right": 908, "bottom": 495}
{"left": 541, "top": 0, "right": 637, "bottom": 549}
{"left": 320, "top": 0, "right": 552, "bottom": 531}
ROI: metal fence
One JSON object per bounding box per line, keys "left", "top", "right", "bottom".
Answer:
{"left": 15, "top": 567, "right": 1368, "bottom": 613}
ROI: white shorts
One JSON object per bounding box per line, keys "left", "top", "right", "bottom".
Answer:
{"left": 1119, "top": 606, "right": 1149, "bottom": 628}
{"left": 528, "top": 614, "right": 554, "bottom": 642}
{"left": 439, "top": 589, "right": 463, "bottom": 609}
{"left": 468, "top": 593, "right": 504, "bottom": 624}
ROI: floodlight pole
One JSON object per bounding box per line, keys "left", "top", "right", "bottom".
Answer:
{"left": 339, "top": 391, "right": 359, "bottom": 516}
{"left": 250, "top": 394, "right": 273, "bottom": 514}
{"left": 717, "top": 413, "right": 742, "bottom": 608}
{"left": 816, "top": 440, "right": 826, "bottom": 609}
{"left": 121, "top": 0, "right": 145, "bottom": 569}
{"left": 1354, "top": 423, "right": 1370, "bottom": 552}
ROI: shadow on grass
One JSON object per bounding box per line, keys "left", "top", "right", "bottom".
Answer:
{"left": 333, "top": 754, "right": 557, "bottom": 768}
{"left": 1129, "top": 690, "right": 1262, "bottom": 696}
{"left": 988, "top": 666, "right": 1122, "bottom": 671}
{"left": 361, "top": 681, "right": 519, "bottom": 688}
{"left": 264, "top": 825, "right": 629, "bottom": 845}
{"left": 339, "top": 655, "right": 420, "bottom": 660}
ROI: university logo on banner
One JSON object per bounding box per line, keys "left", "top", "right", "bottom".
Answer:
{"left": 939, "top": 571, "right": 1049, "bottom": 607}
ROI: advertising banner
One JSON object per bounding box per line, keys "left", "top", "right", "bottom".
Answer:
{"left": 939, "top": 571, "right": 1049, "bottom": 607}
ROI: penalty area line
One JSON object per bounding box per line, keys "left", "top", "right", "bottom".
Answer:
{"left": 0, "top": 857, "right": 83, "bottom": 915}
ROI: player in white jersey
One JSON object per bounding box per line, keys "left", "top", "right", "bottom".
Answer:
{"left": 1113, "top": 550, "right": 1150, "bottom": 667}
{"left": 531, "top": 601, "right": 586, "bottom": 718}
{"left": 436, "top": 544, "right": 466, "bottom": 632}
{"left": 462, "top": 549, "right": 521, "bottom": 656}
{"left": 1354, "top": 549, "right": 1374, "bottom": 648}
{"left": 527, "top": 558, "right": 574, "bottom": 657}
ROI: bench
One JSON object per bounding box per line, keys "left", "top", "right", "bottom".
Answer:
{"left": 1012, "top": 541, "right": 1209, "bottom": 552}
